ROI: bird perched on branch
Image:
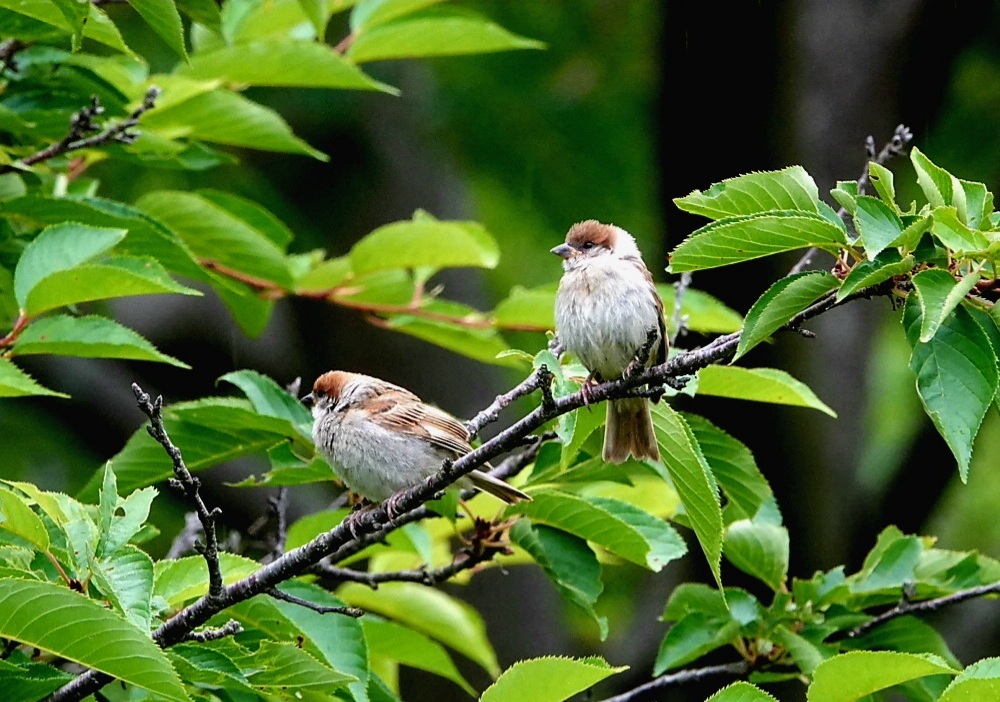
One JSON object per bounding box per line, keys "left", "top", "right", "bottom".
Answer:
{"left": 303, "top": 371, "right": 530, "bottom": 514}
{"left": 552, "top": 220, "right": 666, "bottom": 463}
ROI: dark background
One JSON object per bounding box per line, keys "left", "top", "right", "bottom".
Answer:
{"left": 8, "top": 1, "right": 1000, "bottom": 699}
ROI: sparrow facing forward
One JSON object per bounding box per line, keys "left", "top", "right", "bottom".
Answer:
{"left": 552, "top": 220, "right": 666, "bottom": 463}
{"left": 304, "top": 371, "right": 530, "bottom": 512}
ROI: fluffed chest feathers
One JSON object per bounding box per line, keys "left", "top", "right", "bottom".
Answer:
{"left": 314, "top": 409, "right": 439, "bottom": 501}
{"left": 556, "top": 260, "right": 661, "bottom": 377}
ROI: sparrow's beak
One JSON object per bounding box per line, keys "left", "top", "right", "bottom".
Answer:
{"left": 550, "top": 243, "right": 573, "bottom": 259}
{"left": 301, "top": 392, "right": 314, "bottom": 408}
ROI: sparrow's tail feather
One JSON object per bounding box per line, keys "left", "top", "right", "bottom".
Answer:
{"left": 604, "top": 397, "right": 660, "bottom": 464}
{"left": 465, "top": 469, "right": 531, "bottom": 504}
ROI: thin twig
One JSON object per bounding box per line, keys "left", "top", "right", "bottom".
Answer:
{"left": 789, "top": 124, "right": 913, "bottom": 275}
{"left": 267, "top": 588, "right": 364, "bottom": 617}
{"left": 132, "top": 384, "right": 224, "bottom": 598}
{"left": 466, "top": 365, "right": 555, "bottom": 437}
{"left": 181, "top": 620, "right": 243, "bottom": 643}
{"left": 598, "top": 661, "right": 750, "bottom": 702}
{"left": 314, "top": 544, "right": 498, "bottom": 590}
{"left": 845, "top": 581, "right": 1000, "bottom": 640}
{"left": 0, "top": 87, "right": 161, "bottom": 175}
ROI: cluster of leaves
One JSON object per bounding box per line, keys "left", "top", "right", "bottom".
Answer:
{"left": 671, "top": 149, "right": 1000, "bottom": 482}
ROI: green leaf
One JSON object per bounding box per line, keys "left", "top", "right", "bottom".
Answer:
{"left": 854, "top": 195, "right": 904, "bottom": 260}
{"left": 154, "top": 553, "right": 259, "bottom": 608}
{"left": 911, "top": 146, "right": 953, "bottom": 208}
{"left": 176, "top": 0, "right": 221, "bottom": 31}
{"left": 351, "top": 213, "right": 499, "bottom": 274}
{"left": 868, "top": 162, "right": 897, "bottom": 208}
{"left": 350, "top": 0, "right": 445, "bottom": 31}
{"left": 198, "top": 190, "right": 295, "bottom": 248}
{"left": 807, "top": 651, "right": 958, "bottom": 702}
{"left": 137, "top": 190, "right": 294, "bottom": 287}
{"left": 650, "top": 405, "right": 723, "bottom": 587}
{"left": 338, "top": 582, "right": 499, "bottom": 677}
{"left": 384, "top": 315, "right": 513, "bottom": 366}
{"left": 697, "top": 366, "right": 837, "bottom": 416}
{"left": 295, "top": 0, "right": 329, "bottom": 37}
{"left": 218, "top": 369, "right": 312, "bottom": 429}
{"left": 655, "top": 613, "right": 740, "bottom": 672}
{"left": 23, "top": 257, "right": 200, "bottom": 316}
{"left": 0, "top": 658, "right": 73, "bottom": 700}
{"left": 494, "top": 285, "right": 556, "bottom": 331}
{"left": 131, "top": 0, "right": 187, "bottom": 60}
{"left": 683, "top": 413, "right": 772, "bottom": 520}
{"left": 296, "top": 255, "right": 353, "bottom": 294}
{"left": 139, "top": 87, "right": 327, "bottom": 159}
{"left": 347, "top": 7, "right": 544, "bottom": 63}
{"left": 911, "top": 268, "right": 982, "bottom": 343}
{"left": 724, "top": 516, "right": 788, "bottom": 590}
{"left": 266, "top": 580, "right": 368, "bottom": 700}
{"left": 892, "top": 214, "right": 934, "bottom": 253}
{"left": 90, "top": 545, "right": 155, "bottom": 630}
{"left": 673, "top": 167, "right": 821, "bottom": 220}
{"left": 930, "top": 207, "right": 990, "bottom": 253}
{"left": 507, "top": 490, "right": 687, "bottom": 572}
{"left": 0, "top": 487, "right": 49, "bottom": 551}
{"left": 830, "top": 181, "right": 858, "bottom": 216}
{"left": 12, "top": 315, "right": 188, "bottom": 367}
{"left": 0, "top": 0, "right": 134, "bottom": 54}
{"left": 734, "top": 271, "right": 839, "bottom": 360}
{"left": 181, "top": 40, "right": 391, "bottom": 92}
{"left": 236, "top": 640, "right": 355, "bottom": 690}
{"left": 837, "top": 250, "right": 914, "bottom": 302}
{"left": 0, "top": 359, "right": 68, "bottom": 398}
{"left": 771, "top": 625, "right": 829, "bottom": 675}
{"left": 0, "top": 195, "right": 206, "bottom": 281}
{"left": 167, "top": 644, "right": 252, "bottom": 694}
{"left": 706, "top": 682, "right": 778, "bottom": 702}
{"left": 938, "top": 658, "right": 1000, "bottom": 702}
{"left": 904, "top": 298, "right": 997, "bottom": 481}
{"left": 668, "top": 211, "right": 848, "bottom": 273}
{"left": 510, "top": 520, "right": 606, "bottom": 638}
{"left": 13, "top": 223, "right": 125, "bottom": 309}
{"left": 849, "top": 616, "right": 959, "bottom": 667}
{"left": 481, "top": 656, "right": 626, "bottom": 702}
{"left": 658, "top": 284, "right": 744, "bottom": 335}
{"left": 364, "top": 617, "right": 474, "bottom": 696}
{"left": 0, "top": 578, "right": 190, "bottom": 700}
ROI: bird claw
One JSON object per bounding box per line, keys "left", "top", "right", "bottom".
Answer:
{"left": 624, "top": 357, "right": 642, "bottom": 379}
{"left": 580, "top": 373, "right": 601, "bottom": 409}
{"left": 383, "top": 493, "right": 405, "bottom": 523}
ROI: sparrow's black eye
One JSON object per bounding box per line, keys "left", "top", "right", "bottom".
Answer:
{"left": 582, "top": 241, "right": 595, "bottom": 250}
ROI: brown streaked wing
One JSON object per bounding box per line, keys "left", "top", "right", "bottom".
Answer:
{"left": 632, "top": 257, "right": 667, "bottom": 365}
{"left": 366, "top": 396, "right": 472, "bottom": 456}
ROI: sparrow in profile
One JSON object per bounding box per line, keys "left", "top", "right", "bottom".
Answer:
{"left": 303, "top": 371, "right": 530, "bottom": 514}
{"left": 552, "top": 220, "right": 666, "bottom": 463}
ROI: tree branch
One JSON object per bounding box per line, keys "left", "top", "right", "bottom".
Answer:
{"left": 598, "top": 661, "right": 750, "bottom": 702}
{"left": 132, "top": 384, "right": 224, "bottom": 598}
{"left": 266, "top": 587, "right": 364, "bottom": 617}
{"left": 466, "top": 364, "right": 555, "bottom": 437}
{"left": 45, "top": 285, "right": 858, "bottom": 702}
{"left": 845, "top": 580, "right": 1000, "bottom": 640}
{"left": 0, "top": 87, "right": 160, "bottom": 176}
